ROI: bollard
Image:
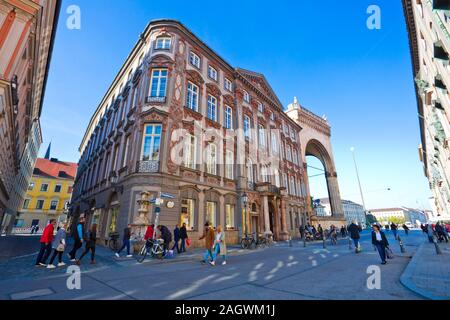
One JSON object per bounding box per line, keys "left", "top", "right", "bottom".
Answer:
{"left": 433, "top": 236, "right": 442, "bottom": 255}
{"left": 397, "top": 235, "right": 406, "bottom": 253}
{"left": 303, "top": 235, "right": 306, "bottom": 247}
{"left": 289, "top": 236, "right": 292, "bottom": 247}
{"left": 322, "top": 233, "right": 327, "bottom": 249}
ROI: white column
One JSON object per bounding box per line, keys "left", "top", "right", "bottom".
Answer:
{"left": 263, "top": 195, "right": 271, "bottom": 235}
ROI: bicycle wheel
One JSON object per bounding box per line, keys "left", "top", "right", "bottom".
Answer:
{"left": 152, "top": 245, "right": 164, "bottom": 259}
{"left": 240, "top": 239, "right": 248, "bottom": 249}
{"left": 137, "top": 245, "right": 148, "bottom": 263}
{"left": 108, "top": 239, "right": 116, "bottom": 251}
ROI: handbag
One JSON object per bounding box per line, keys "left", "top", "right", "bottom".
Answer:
{"left": 56, "top": 243, "right": 65, "bottom": 252}
{"left": 186, "top": 239, "right": 191, "bottom": 247}
{"left": 386, "top": 246, "right": 394, "bottom": 259}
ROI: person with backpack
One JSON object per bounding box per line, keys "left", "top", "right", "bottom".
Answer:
{"left": 76, "top": 224, "right": 97, "bottom": 265}
{"left": 348, "top": 220, "right": 362, "bottom": 253}
{"left": 47, "top": 223, "right": 67, "bottom": 268}
{"left": 68, "top": 216, "right": 85, "bottom": 261}
{"left": 35, "top": 219, "right": 56, "bottom": 267}
{"left": 179, "top": 223, "right": 188, "bottom": 253}
{"left": 115, "top": 224, "right": 133, "bottom": 258}
{"left": 372, "top": 224, "right": 389, "bottom": 265}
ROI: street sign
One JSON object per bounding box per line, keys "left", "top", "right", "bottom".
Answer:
{"left": 160, "top": 192, "right": 175, "bottom": 199}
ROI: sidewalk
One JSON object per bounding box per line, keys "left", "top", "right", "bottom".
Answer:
{"left": 400, "top": 240, "right": 450, "bottom": 300}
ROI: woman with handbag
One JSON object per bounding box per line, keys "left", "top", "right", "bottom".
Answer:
{"left": 371, "top": 224, "right": 389, "bottom": 265}
{"left": 47, "top": 223, "right": 67, "bottom": 269}
{"left": 212, "top": 225, "right": 227, "bottom": 266}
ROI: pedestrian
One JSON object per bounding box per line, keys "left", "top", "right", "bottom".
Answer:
{"left": 115, "top": 224, "right": 133, "bottom": 258}
{"left": 385, "top": 224, "right": 390, "bottom": 233}
{"left": 372, "top": 224, "right": 389, "bottom": 265}
{"left": 317, "top": 224, "right": 323, "bottom": 236}
{"left": 68, "top": 216, "right": 86, "bottom": 261}
{"left": 35, "top": 219, "right": 57, "bottom": 267}
{"left": 212, "top": 225, "right": 227, "bottom": 265}
{"left": 47, "top": 223, "right": 67, "bottom": 268}
{"left": 30, "top": 225, "right": 35, "bottom": 234}
{"left": 299, "top": 225, "right": 305, "bottom": 239}
{"left": 144, "top": 224, "right": 155, "bottom": 241}
{"left": 390, "top": 222, "right": 398, "bottom": 239}
{"left": 35, "top": 225, "right": 40, "bottom": 234}
{"left": 171, "top": 224, "right": 181, "bottom": 254}
{"left": 426, "top": 224, "right": 434, "bottom": 243}
{"left": 435, "top": 222, "right": 448, "bottom": 243}
{"left": 157, "top": 225, "right": 172, "bottom": 255}
{"left": 402, "top": 224, "right": 410, "bottom": 235}
{"left": 340, "top": 226, "right": 346, "bottom": 238}
{"left": 76, "top": 224, "right": 97, "bottom": 265}
{"left": 199, "top": 222, "right": 215, "bottom": 265}
{"left": 180, "top": 223, "right": 188, "bottom": 253}
{"left": 420, "top": 224, "right": 426, "bottom": 234}
{"left": 348, "top": 220, "right": 362, "bottom": 253}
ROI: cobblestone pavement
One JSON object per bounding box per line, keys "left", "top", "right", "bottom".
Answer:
{"left": 0, "top": 230, "right": 426, "bottom": 300}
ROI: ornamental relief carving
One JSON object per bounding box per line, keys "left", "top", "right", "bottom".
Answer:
{"left": 206, "top": 83, "right": 222, "bottom": 97}
{"left": 186, "top": 69, "right": 205, "bottom": 85}
{"left": 223, "top": 94, "right": 235, "bottom": 107}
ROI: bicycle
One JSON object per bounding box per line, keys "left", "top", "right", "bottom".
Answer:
{"left": 137, "top": 238, "right": 165, "bottom": 263}
{"left": 108, "top": 232, "right": 120, "bottom": 251}
{"left": 256, "top": 234, "right": 274, "bottom": 248}
{"left": 240, "top": 234, "right": 256, "bottom": 250}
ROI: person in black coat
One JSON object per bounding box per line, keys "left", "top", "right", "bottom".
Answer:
{"left": 180, "top": 223, "right": 188, "bottom": 253}
{"left": 348, "top": 220, "right": 362, "bottom": 250}
{"left": 157, "top": 225, "right": 172, "bottom": 254}
{"left": 171, "top": 224, "right": 181, "bottom": 253}
{"left": 372, "top": 224, "right": 389, "bottom": 264}
{"left": 299, "top": 225, "right": 305, "bottom": 239}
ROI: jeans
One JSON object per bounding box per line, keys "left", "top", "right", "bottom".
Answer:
{"left": 78, "top": 242, "right": 96, "bottom": 262}
{"left": 352, "top": 238, "right": 359, "bottom": 248}
{"left": 203, "top": 249, "right": 214, "bottom": 262}
{"left": 35, "top": 243, "right": 52, "bottom": 265}
{"left": 117, "top": 239, "right": 131, "bottom": 255}
{"left": 49, "top": 249, "right": 63, "bottom": 265}
{"left": 180, "top": 238, "right": 186, "bottom": 252}
{"left": 69, "top": 240, "right": 83, "bottom": 259}
{"left": 374, "top": 243, "right": 386, "bottom": 263}
{"left": 172, "top": 239, "right": 180, "bottom": 253}
{"left": 392, "top": 230, "right": 398, "bottom": 239}
{"left": 213, "top": 244, "right": 226, "bottom": 262}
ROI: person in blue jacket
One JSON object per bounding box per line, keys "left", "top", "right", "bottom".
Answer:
{"left": 171, "top": 224, "right": 181, "bottom": 253}
{"left": 68, "top": 216, "right": 85, "bottom": 261}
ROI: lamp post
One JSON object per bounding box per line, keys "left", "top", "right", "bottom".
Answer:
{"left": 242, "top": 193, "right": 248, "bottom": 238}
{"left": 350, "top": 147, "right": 367, "bottom": 225}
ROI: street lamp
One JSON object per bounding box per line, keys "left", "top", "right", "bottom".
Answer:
{"left": 242, "top": 193, "right": 248, "bottom": 237}
{"left": 350, "top": 147, "right": 367, "bottom": 226}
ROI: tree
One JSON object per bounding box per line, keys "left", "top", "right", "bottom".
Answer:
{"left": 387, "top": 216, "right": 405, "bottom": 225}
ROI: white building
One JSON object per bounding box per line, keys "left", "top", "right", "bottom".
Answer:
{"left": 369, "top": 207, "right": 427, "bottom": 225}
{"left": 319, "top": 198, "right": 366, "bottom": 226}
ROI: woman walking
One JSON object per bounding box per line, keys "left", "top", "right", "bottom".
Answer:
{"left": 372, "top": 224, "right": 389, "bottom": 265}
{"left": 212, "top": 225, "right": 227, "bottom": 265}
{"left": 76, "top": 224, "right": 97, "bottom": 265}
{"left": 47, "top": 223, "right": 67, "bottom": 269}
{"left": 180, "top": 223, "right": 188, "bottom": 253}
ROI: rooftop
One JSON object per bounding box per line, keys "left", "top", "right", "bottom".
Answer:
{"left": 33, "top": 158, "right": 78, "bottom": 180}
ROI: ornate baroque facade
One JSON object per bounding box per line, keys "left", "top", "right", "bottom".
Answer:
{"left": 70, "top": 20, "right": 344, "bottom": 246}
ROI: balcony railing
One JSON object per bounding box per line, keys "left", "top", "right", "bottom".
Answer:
{"left": 247, "top": 182, "right": 255, "bottom": 190}
{"left": 268, "top": 185, "right": 281, "bottom": 195}
{"left": 146, "top": 96, "right": 166, "bottom": 103}
{"left": 137, "top": 160, "right": 160, "bottom": 173}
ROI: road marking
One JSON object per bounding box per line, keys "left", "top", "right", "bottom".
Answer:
{"left": 10, "top": 288, "right": 54, "bottom": 300}
{"left": 9, "top": 251, "right": 39, "bottom": 260}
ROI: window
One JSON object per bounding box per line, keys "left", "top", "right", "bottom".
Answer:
{"left": 23, "top": 199, "right": 30, "bottom": 209}
{"left": 184, "top": 135, "right": 197, "bottom": 169}
{"left": 275, "top": 170, "right": 280, "bottom": 187}
{"left": 68, "top": 186, "right": 73, "bottom": 194}
{"left": 208, "top": 66, "right": 218, "bottom": 81}
{"left": 271, "top": 131, "right": 278, "bottom": 154}
{"left": 36, "top": 200, "right": 44, "bottom": 210}
{"left": 155, "top": 36, "right": 171, "bottom": 50}
{"left": 247, "top": 159, "right": 254, "bottom": 184}
{"left": 224, "top": 106, "right": 233, "bottom": 129}
{"left": 243, "top": 90, "right": 250, "bottom": 103}
{"left": 226, "top": 204, "right": 235, "bottom": 229}
{"left": 224, "top": 78, "right": 232, "bottom": 91}
{"left": 186, "top": 82, "right": 199, "bottom": 111}
{"left": 206, "top": 143, "right": 217, "bottom": 175}
{"left": 290, "top": 176, "right": 296, "bottom": 196}
{"left": 207, "top": 95, "right": 217, "bottom": 121}
{"left": 141, "top": 124, "right": 162, "bottom": 161}
{"left": 258, "top": 124, "right": 266, "bottom": 148}
{"left": 290, "top": 128, "right": 296, "bottom": 141}
{"left": 286, "top": 145, "right": 292, "bottom": 162}
{"left": 189, "top": 52, "right": 201, "bottom": 68}
{"left": 54, "top": 184, "right": 62, "bottom": 193}
{"left": 40, "top": 183, "right": 48, "bottom": 192}
{"left": 50, "top": 200, "right": 58, "bottom": 211}
{"left": 270, "top": 111, "right": 275, "bottom": 121}
{"left": 112, "top": 145, "right": 119, "bottom": 171}
{"left": 225, "top": 150, "right": 234, "bottom": 179}
{"left": 244, "top": 115, "right": 251, "bottom": 139}
{"left": 14, "top": 219, "right": 25, "bottom": 228}
{"left": 28, "top": 182, "right": 34, "bottom": 191}
{"left": 257, "top": 102, "right": 264, "bottom": 113}
{"left": 206, "top": 201, "right": 217, "bottom": 227}
{"left": 261, "top": 165, "right": 269, "bottom": 183}
{"left": 149, "top": 69, "right": 168, "bottom": 98}
{"left": 122, "top": 135, "right": 130, "bottom": 167}
{"left": 283, "top": 173, "right": 288, "bottom": 193}
{"left": 293, "top": 149, "right": 298, "bottom": 165}
{"left": 181, "top": 199, "right": 195, "bottom": 230}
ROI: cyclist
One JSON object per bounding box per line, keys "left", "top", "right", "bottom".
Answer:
{"left": 157, "top": 225, "right": 172, "bottom": 255}
{"left": 144, "top": 224, "right": 155, "bottom": 241}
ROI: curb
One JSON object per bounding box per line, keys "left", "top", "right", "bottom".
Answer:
{"left": 399, "top": 242, "right": 447, "bottom": 300}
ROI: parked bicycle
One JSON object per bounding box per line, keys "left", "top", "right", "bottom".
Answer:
{"left": 240, "top": 234, "right": 256, "bottom": 250}
{"left": 108, "top": 232, "right": 120, "bottom": 251}
{"left": 256, "top": 234, "right": 273, "bottom": 248}
{"left": 137, "top": 238, "right": 165, "bottom": 263}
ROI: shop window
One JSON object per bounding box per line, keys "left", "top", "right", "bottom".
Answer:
{"left": 206, "top": 201, "right": 217, "bottom": 227}
{"left": 181, "top": 199, "right": 195, "bottom": 230}
{"left": 226, "top": 204, "right": 235, "bottom": 229}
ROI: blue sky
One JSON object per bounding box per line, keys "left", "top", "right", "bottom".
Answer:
{"left": 40, "top": 0, "right": 431, "bottom": 209}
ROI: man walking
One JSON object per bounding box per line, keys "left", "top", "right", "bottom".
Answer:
{"left": 199, "top": 222, "right": 215, "bottom": 265}
{"left": 391, "top": 222, "right": 398, "bottom": 239}
{"left": 157, "top": 225, "right": 172, "bottom": 255}
{"left": 299, "top": 225, "right": 305, "bottom": 239}
{"left": 171, "top": 224, "right": 181, "bottom": 254}
{"left": 115, "top": 224, "right": 133, "bottom": 258}
{"left": 68, "top": 216, "right": 85, "bottom": 262}
{"left": 35, "top": 219, "right": 56, "bottom": 267}
{"left": 180, "top": 223, "right": 188, "bottom": 253}
{"left": 348, "top": 220, "right": 362, "bottom": 253}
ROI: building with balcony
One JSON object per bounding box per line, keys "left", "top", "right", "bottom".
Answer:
{"left": 70, "top": 19, "right": 344, "bottom": 247}
{"left": 403, "top": 0, "right": 450, "bottom": 221}
{"left": 18, "top": 156, "right": 77, "bottom": 230}
{"left": 0, "top": 0, "right": 61, "bottom": 233}
{"left": 317, "top": 198, "right": 366, "bottom": 226}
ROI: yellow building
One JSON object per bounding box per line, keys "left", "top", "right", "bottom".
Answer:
{"left": 17, "top": 158, "right": 78, "bottom": 230}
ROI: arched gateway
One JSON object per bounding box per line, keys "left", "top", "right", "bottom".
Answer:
{"left": 286, "top": 98, "right": 346, "bottom": 228}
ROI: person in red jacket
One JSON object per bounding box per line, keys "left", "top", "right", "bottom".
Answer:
{"left": 144, "top": 224, "right": 155, "bottom": 241}
{"left": 35, "top": 219, "right": 57, "bottom": 267}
